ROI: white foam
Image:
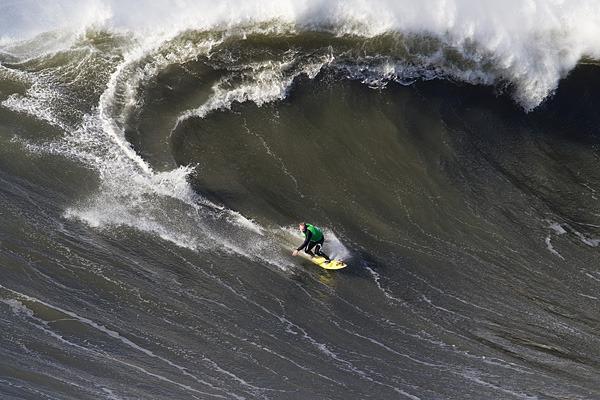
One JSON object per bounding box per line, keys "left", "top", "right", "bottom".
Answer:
{"left": 2, "top": 83, "right": 68, "bottom": 130}
{"left": 549, "top": 223, "right": 567, "bottom": 235}
{"left": 0, "top": 1, "right": 110, "bottom": 53}
{"left": 365, "top": 266, "right": 405, "bottom": 304}
{"left": 177, "top": 56, "right": 330, "bottom": 124}
{"left": 3, "top": 30, "right": 287, "bottom": 265}
{"left": 573, "top": 229, "right": 600, "bottom": 247}
{"left": 545, "top": 235, "right": 564, "bottom": 260}
{"left": 323, "top": 229, "right": 351, "bottom": 261}
{"left": 547, "top": 222, "right": 600, "bottom": 249}
{"left": 3, "top": 1, "right": 600, "bottom": 109}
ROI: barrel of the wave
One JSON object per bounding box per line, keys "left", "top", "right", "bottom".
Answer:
{"left": 291, "top": 223, "right": 347, "bottom": 270}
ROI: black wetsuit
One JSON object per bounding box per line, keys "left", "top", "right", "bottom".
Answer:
{"left": 297, "top": 228, "right": 330, "bottom": 261}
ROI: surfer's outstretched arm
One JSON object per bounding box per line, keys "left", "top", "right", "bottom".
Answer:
{"left": 296, "top": 230, "right": 313, "bottom": 251}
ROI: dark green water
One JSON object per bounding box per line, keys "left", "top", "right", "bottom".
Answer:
{"left": 1, "top": 27, "right": 600, "bottom": 399}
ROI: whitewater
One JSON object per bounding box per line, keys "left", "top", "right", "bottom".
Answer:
{"left": 3, "top": 0, "right": 600, "bottom": 110}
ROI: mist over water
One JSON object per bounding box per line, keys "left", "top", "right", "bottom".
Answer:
{"left": 2, "top": 1, "right": 600, "bottom": 399}
{"left": 3, "top": 0, "right": 600, "bottom": 109}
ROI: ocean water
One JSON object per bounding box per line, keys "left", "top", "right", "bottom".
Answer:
{"left": 2, "top": 1, "right": 600, "bottom": 399}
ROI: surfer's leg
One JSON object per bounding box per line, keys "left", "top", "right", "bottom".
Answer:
{"left": 314, "top": 240, "right": 330, "bottom": 261}
{"left": 304, "top": 241, "right": 317, "bottom": 257}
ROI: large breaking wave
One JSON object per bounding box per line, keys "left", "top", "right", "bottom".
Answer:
{"left": 2, "top": 2, "right": 600, "bottom": 399}
{"left": 2, "top": 0, "right": 600, "bottom": 269}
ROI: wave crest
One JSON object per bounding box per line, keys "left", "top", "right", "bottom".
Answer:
{"left": 3, "top": 1, "right": 600, "bottom": 110}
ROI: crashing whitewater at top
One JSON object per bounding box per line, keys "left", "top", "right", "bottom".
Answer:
{"left": 2, "top": 0, "right": 600, "bottom": 111}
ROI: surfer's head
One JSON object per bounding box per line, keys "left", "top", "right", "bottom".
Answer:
{"left": 299, "top": 222, "right": 306, "bottom": 232}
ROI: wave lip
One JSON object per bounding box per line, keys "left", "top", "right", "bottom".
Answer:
{"left": 3, "top": 1, "right": 600, "bottom": 109}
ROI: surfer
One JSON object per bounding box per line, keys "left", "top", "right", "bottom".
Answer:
{"left": 292, "top": 222, "right": 331, "bottom": 262}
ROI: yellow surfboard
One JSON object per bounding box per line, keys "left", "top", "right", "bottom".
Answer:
{"left": 308, "top": 256, "right": 347, "bottom": 270}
